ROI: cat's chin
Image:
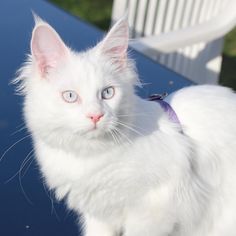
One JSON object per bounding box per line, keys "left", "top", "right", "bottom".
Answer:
{"left": 82, "top": 127, "right": 107, "bottom": 139}
{"left": 70, "top": 130, "right": 117, "bottom": 156}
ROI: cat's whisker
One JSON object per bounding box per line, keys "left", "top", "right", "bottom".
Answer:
{"left": 113, "top": 130, "right": 123, "bottom": 146}
{"left": 21, "top": 155, "right": 34, "bottom": 178}
{"left": 0, "top": 134, "right": 32, "bottom": 162}
{"left": 113, "top": 120, "right": 144, "bottom": 137}
{"left": 122, "top": 121, "right": 149, "bottom": 134}
{"left": 4, "top": 149, "right": 34, "bottom": 205}
{"left": 42, "top": 182, "right": 60, "bottom": 221}
{"left": 18, "top": 170, "right": 34, "bottom": 205}
{"left": 18, "top": 150, "right": 34, "bottom": 205}
{"left": 109, "top": 120, "right": 133, "bottom": 145}
{"left": 112, "top": 127, "right": 133, "bottom": 146}
{"left": 108, "top": 130, "right": 119, "bottom": 145}
{"left": 11, "top": 125, "right": 27, "bottom": 136}
{"left": 15, "top": 122, "right": 26, "bottom": 129}
{"left": 117, "top": 112, "right": 157, "bottom": 118}
{"left": 138, "top": 81, "right": 152, "bottom": 87}
{"left": 4, "top": 149, "right": 34, "bottom": 184}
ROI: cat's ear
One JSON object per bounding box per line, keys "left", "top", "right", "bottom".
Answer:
{"left": 99, "top": 15, "right": 129, "bottom": 68}
{"left": 31, "top": 16, "right": 69, "bottom": 77}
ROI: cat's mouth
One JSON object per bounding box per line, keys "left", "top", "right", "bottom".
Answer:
{"left": 76, "top": 123, "right": 108, "bottom": 138}
{"left": 92, "top": 123, "right": 98, "bottom": 130}
{"left": 72, "top": 118, "right": 115, "bottom": 138}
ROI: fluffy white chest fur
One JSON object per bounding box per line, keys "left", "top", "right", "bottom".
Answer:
{"left": 16, "top": 15, "right": 236, "bottom": 236}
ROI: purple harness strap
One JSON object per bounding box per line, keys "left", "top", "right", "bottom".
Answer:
{"left": 149, "top": 93, "right": 183, "bottom": 132}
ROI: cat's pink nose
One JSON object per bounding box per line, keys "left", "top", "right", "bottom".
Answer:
{"left": 87, "top": 113, "right": 104, "bottom": 124}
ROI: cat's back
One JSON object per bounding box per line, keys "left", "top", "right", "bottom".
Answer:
{"left": 167, "top": 85, "right": 236, "bottom": 143}
{"left": 167, "top": 85, "right": 236, "bottom": 199}
{"left": 168, "top": 85, "right": 236, "bottom": 235}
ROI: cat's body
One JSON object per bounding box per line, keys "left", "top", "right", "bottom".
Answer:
{"left": 16, "top": 16, "right": 236, "bottom": 236}
{"left": 35, "top": 87, "right": 236, "bottom": 236}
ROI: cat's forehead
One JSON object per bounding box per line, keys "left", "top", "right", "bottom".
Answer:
{"left": 55, "top": 52, "right": 113, "bottom": 91}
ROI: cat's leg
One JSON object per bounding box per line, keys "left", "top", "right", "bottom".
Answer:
{"left": 83, "top": 215, "right": 117, "bottom": 236}
{"left": 124, "top": 185, "right": 177, "bottom": 236}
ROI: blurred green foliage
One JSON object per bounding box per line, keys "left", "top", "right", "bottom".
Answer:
{"left": 50, "top": 0, "right": 236, "bottom": 89}
{"left": 50, "top": 0, "right": 112, "bottom": 30}
{"left": 220, "top": 28, "right": 236, "bottom": 89}
{"left": 223, "top": 27, "right": 236, "bottom": 57}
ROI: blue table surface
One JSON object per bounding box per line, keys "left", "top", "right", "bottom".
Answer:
{"left": 0, "top": 0, "right": 193, "bottom": 235}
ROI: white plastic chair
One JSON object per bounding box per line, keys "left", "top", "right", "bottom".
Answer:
{"left": 112, "top": 0, "right": 236, "bottom": 84}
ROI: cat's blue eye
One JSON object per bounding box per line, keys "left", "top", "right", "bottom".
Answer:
{"left": 62, "top": 90, "right": 79, "bottom": 103}
{"left": 102, "top": 86, "right": 115, "bottom": 100}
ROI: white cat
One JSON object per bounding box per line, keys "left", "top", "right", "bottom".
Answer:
{"left": 15, "top": 15, "right": 236, "bottom": 236}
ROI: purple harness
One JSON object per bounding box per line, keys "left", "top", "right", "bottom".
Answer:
{"left": 149, "top": 93, "right": 183, "bottom": 132}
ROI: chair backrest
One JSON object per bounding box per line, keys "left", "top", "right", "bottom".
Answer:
{"left": 112, "top": 0, "right": 232, "bottom": 84}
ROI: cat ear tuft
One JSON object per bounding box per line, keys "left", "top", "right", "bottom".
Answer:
{"left": 32, "top": 12, "right": 45, "bottom": 26}
{"left": 99, "top": 15, "right": 129, "bottom": 67}
{"left": 31, "top": 16, "right": 69, "bottom": 77}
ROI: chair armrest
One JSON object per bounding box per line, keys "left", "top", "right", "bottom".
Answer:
{"left": 129, "top": 3, "right": 236, "bottom": 53}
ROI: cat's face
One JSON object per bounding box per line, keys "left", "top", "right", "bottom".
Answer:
{"left": 20, "top": 16, "right": 138, "bottom": 152}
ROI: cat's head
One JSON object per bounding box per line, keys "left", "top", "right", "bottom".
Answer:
{"left": 15, "top": 16, "right": 139, "bottom": 153}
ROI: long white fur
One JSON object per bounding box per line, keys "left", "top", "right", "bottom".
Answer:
{"left": 15, "top": 16, "right": 236, "bottom": 236}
